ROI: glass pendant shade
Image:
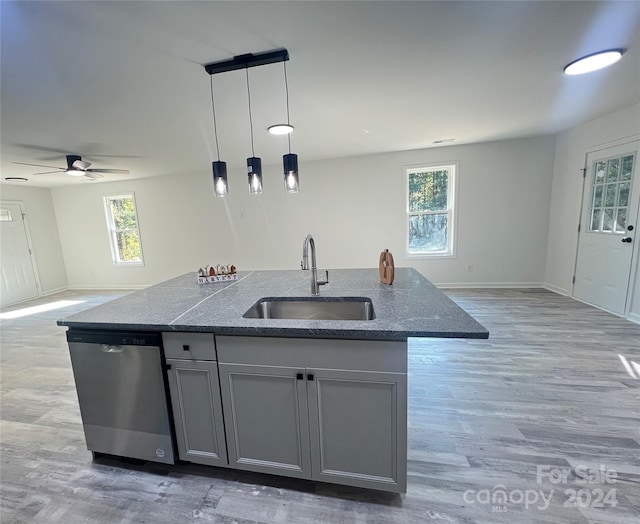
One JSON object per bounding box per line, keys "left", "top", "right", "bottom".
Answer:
{"left": 212, "top": 161, "right": 228, "bottom": 197}
{"left": 247, "top": 157, "right": 263, "bottom": 194}
{"left": 283, "top": 153, "right": 299, "bottom": 193}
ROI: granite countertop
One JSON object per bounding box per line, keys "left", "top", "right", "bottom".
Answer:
{"left": 57, "top": 268, "right": 489, "bottom": 341}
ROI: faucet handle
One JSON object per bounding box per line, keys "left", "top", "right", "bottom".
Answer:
{"left": 319, "top": 270, "right": 329, "bottom": 286}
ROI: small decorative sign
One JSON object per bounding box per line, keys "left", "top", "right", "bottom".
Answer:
{"left": 197, "top": 264, "right": 237, "bottom": 284}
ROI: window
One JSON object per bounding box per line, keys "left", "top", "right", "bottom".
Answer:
{"left": 588, "top": 154, "right": 635, "bottom": 233}
{"left": 103, "top": 194, "right": 144, "bottom": 265}
{"left": 406, "top": 163, "right": 456, "bottom": 256}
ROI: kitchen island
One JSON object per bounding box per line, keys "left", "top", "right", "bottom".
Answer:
{"left": 58, "top": 268, "right": 488, "bottom": 493}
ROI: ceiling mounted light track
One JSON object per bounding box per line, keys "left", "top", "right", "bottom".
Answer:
{"left": 204, "top": 49, "right": 289, "bottom": 75}
{"left": 203, "top": 48, "right": 299, "bottom": 196}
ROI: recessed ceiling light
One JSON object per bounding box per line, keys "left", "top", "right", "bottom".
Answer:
{"left": 268, "top": 124, "right": 294, "bottom": 135}
{"left": 4, "top": 177, "right": 28, "bottom": 182}
{"left": 563, "top": 49, "right": 624, "bottom": 75}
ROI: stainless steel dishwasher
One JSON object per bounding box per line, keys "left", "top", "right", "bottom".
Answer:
{"left": 66, "top": 330, "right": 175, "bottom": 464}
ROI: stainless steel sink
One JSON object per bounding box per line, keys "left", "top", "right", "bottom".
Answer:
{"left": 243, "top": 297, "right": 375, "bottom": 321}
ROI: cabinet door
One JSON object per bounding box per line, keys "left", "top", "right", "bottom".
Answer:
{"left": 307, "top": 368, "right": 407, "bottom": 492}
{"left": 218, "top": 363, "right": 311, "bottom": 479}
{"left": 166, "top": 359, "right": 227, "bottom": 466}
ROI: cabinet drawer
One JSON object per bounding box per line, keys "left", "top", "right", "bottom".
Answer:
{"left": 163, "top": 332, "right": 216, "bottom": 360}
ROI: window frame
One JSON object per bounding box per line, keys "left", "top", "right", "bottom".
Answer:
{"left": 405, "top": 162, "right": 458, "bottom": 258}
{"left": 587, "top": 152, "right": 635, "bottom": 235}
{"left": 103, "top": 192, "right": 145, "bottom": 266}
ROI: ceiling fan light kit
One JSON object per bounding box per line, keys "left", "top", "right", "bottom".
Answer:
{"left": 204, "top": 48, "right": 299, "bottom": 196}
{"left": 66, "top": 169, "right": 86, "bottom": 177}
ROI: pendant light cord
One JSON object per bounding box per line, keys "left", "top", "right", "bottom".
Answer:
{"left": 284, "top": 60, "right": 292, "bottom": 154}
{"left": 209, "top": 76, "right": 220, "bottom": 161}
{"left": 245, "top": 67, "right": 255, "bottom": 157}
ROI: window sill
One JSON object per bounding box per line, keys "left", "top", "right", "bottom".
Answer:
{"left": 405, "top": 252, "right": 455, "bottom": 259}
{"left": 112, "top": 262, "right": 145, "bottom": 267}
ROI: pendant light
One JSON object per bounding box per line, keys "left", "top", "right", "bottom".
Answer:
{"left": 281, "top": 61, "right": 299, "bottom": 193}
{"left": 245, "top": 67, "right": 263, "bottom": 195}
{"left": 204, "top": 49, "right": 295, "bottom": 196}
{"left": 209, "top": 75, "right": 228, "bottom": 197}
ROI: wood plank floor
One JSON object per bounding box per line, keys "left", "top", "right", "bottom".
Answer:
{"left": 1, "top": 288, "right": 638, "bottom": 523}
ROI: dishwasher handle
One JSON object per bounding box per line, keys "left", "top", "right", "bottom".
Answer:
{"left": 100, "top": 344, "right": 124, "bottom": 353}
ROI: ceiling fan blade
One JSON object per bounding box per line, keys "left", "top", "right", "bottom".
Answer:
{"left": 32, "top": 170, "right": 66, "bottom": 175}
{"left": 13, "top": 161, "right": 62, "bottom": 169}
{"left": 85, "top": 168, "right": 130, "bottom": 174}
{"left": 83, "top": 173, "right": 104, "bottom": 180}
{"left": 72, "top": 159, "right": 91, "bottom": 170}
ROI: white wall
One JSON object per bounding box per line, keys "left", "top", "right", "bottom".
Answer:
{"left": 544, "top": 103, "right": 640, "bottom": 296}
{"left": 0, "top": 184, "right": 68, "bottom": 294}
{"left": 51, "top": 135, "right": 555, "bottom": 289}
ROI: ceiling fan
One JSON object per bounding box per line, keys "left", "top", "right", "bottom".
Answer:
{"left": 13, "top": 155, "right": 130, "bottom": 180}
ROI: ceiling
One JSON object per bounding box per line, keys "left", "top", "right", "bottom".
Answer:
{"left": 1, "top": 1, "right": 639, "bottom": 188}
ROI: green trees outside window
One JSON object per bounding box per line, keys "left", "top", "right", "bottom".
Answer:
{"left": 406, "top": 165, "right": 455, "bottom": 255}
{"left": 104, "top": 194, "right": 143, "bottom": 264}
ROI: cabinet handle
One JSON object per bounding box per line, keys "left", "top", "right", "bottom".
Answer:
{"left": 182, "top": 344, "right": 190, "bottom": 351}
{"left": 296, "top": 373, "right": 303, "bottom": 380}
{"left": 307, "top": 374, "right": 314, "bottom": 381}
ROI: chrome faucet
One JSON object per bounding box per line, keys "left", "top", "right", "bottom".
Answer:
{"left": 301, "top": 234, "right": 329, "bottom": 295}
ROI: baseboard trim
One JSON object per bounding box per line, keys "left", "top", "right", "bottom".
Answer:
{"left": 435, "top": 282, "right": 544, "bottom": 289}
{"left": 39, "top": 286, "right": 70, "bottom": 297}
{"left": 627, "top": 312, "right": 640, "bottom": 325}
{"left": 68, "top": 285, "right": 148, "bottom": 291}
{"left": 542, "top": 283, "right": 570, "bottom": 296}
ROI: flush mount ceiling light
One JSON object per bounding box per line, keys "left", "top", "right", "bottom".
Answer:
{"left": 563, "top": 49, "right": 625, "bottom": 75}
{"left": 4, "top": 177, "right": 28, "bottom": 182}
{"left": 268, "top": 124, "right": 294, "bottom": 135}
{"left": 204, "top": 48, "right": 298, "bottom": 195}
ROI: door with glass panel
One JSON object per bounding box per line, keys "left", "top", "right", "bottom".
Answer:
{"left": 574, "top": 141, "right": 639, "bottom": 315}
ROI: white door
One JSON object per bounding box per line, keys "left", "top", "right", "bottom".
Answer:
{"left": 574, "top": 141, "right": 639, "bottom": 315}
{"left": 0, "top": 202, "right": 39, "bottom": 307}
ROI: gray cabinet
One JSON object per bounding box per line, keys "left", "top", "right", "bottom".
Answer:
{"left": 218, "top": 363, "right": 311, "bottom": 478}
{"left": 307, "top": 368, "right": 406, "bottom": 490}
{"left": 216, "top": 336, "right": 407, "bottom": 493}
{"left": 163, "top": 332, "right": 227, "bottom": 466}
